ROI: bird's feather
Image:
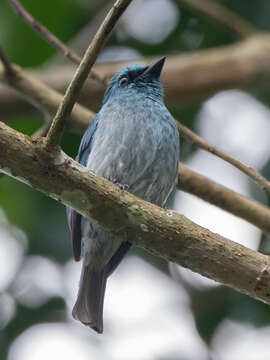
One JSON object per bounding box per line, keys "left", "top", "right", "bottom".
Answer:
{"left": 70, "top": 210, "right": 82, "bottom": 261}
{"left": 72, "top": 264, "right": 106, "bottom": 334}
{"left": 77, "top": 114, "right": 99, "bottom": 166}
{"left": 72, "top": 241, "right": 131, "bottom": 333}
{"left": 67, "top": 114, "right": 99, "bottom": 261}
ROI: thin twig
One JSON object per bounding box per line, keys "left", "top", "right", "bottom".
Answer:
{"left": 64, "top": 1, "right": 115, "bottom": 59}
{"left": 0, "top": 48, "right": 53, "bottom": 180}
{"left": 177, "top": 122, "right": 270, "bottom": 194}
{"left": 45, "top": 0, "right": 133, "bottom": 148}
{"left": 0, "top": 60, "right": 94, "bottom": 132}
{"left": 8, "top": 0, "right": 107, "bottom": 84}
{"left": 178, "top": 164, "right": 270, "bottom": 234}
{"left": 176, "top": 0, "right": 259, "bottom": 38}
{"left": 0, "top": 47, "right": 54, "bottom": 134}
{"left": 0, "top": 48, "right": 15, "bottom": 77}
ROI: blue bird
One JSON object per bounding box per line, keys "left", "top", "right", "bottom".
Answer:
{"left": 67, "top": 57, "right": 179, "bottom": 333}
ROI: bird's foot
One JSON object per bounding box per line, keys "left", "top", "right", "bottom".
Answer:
{"left": 112, "top": 179, "right": 129, "bottom": 191}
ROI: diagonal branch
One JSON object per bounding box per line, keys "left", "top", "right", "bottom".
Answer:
{"left": 0, "top": 121, "right": 270, "bottom": 305}
{"left": 177, "top": 123, "right": 270, "bottom": 194}
{"left": 0, "top": 47, "right": 53, "bottom": 177}
{"left": 0, "top": 48, "right": 14, "bottom": 77}
{"left": 0, "top": 58, "right": 93, "bottom": 133}
{"left": 45, "top": 0, "right": 133, "bottom": 148}
{"left": 0, "top": 47, "right": 54, "bottom": 135}
{"left": 176, "top": 0, "right": 259, "bottom": 38}
{"left": 8, "top": 0, "right": 107, "bottom": 84}
{"left": 179, "top": 164, "right": 270, "bottom": 234}
{"left": 64, "top": 1, "right": 115, "bottom": 59}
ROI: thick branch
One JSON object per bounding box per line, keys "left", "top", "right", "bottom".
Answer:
{"left": 45, "top": 0, "right": 133, "bottom": 148}
{"left": 0, "top": 121, "right": 270, "bottom": 305}
{"left": 176, "top": 0, "right": 259, "bottom": 38}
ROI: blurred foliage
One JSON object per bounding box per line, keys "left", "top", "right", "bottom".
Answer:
{"left": 0, "top": 0, "right": 270, "bottom": 359}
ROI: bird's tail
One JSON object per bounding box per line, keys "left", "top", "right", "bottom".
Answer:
{"left": 72, "top": 264, "right": 107, "bottom": 334}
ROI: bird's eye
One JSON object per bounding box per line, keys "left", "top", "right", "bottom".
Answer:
{"left": 119, "top": 76, "right": 129, "bottom": 87}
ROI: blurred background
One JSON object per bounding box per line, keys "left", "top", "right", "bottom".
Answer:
{"left": 0, "top": 0, "right": 270, "bottom": 359}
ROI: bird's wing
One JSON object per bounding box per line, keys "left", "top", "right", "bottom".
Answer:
{"left": 68, "top": 115, "right": 99, "bottom": 261}
{"left": 69, "top": 210, "right": 82, "bottom": 261}
{"left": 77, "top": 114, "right": 100, "bottom": 166}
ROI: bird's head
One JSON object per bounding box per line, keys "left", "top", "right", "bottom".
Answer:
{"left": 103, "top": 56, "right": 166, "bottom": 104}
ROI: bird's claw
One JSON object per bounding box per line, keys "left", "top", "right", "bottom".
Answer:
{"left": 112, "top": 179, "right": 129, "bottom": 191}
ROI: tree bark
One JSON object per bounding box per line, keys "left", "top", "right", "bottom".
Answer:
{"left": 0, "top": 121, "right": 270, "bottom": 305}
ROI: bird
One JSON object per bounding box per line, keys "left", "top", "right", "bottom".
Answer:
{"left": 67, "top": 56, "right": 179, "bottom": 334}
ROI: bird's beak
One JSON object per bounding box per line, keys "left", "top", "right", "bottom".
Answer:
{"left": 142, "top": 56, "right": 166, "bottom": 78}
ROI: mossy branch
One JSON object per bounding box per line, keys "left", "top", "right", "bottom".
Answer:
{"left": 0, "top": 121, "right": 270, "bottom": 306}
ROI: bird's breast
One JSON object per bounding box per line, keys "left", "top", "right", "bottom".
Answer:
{"left": 86, "top": 99, "right": 179, "bottom": 206}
